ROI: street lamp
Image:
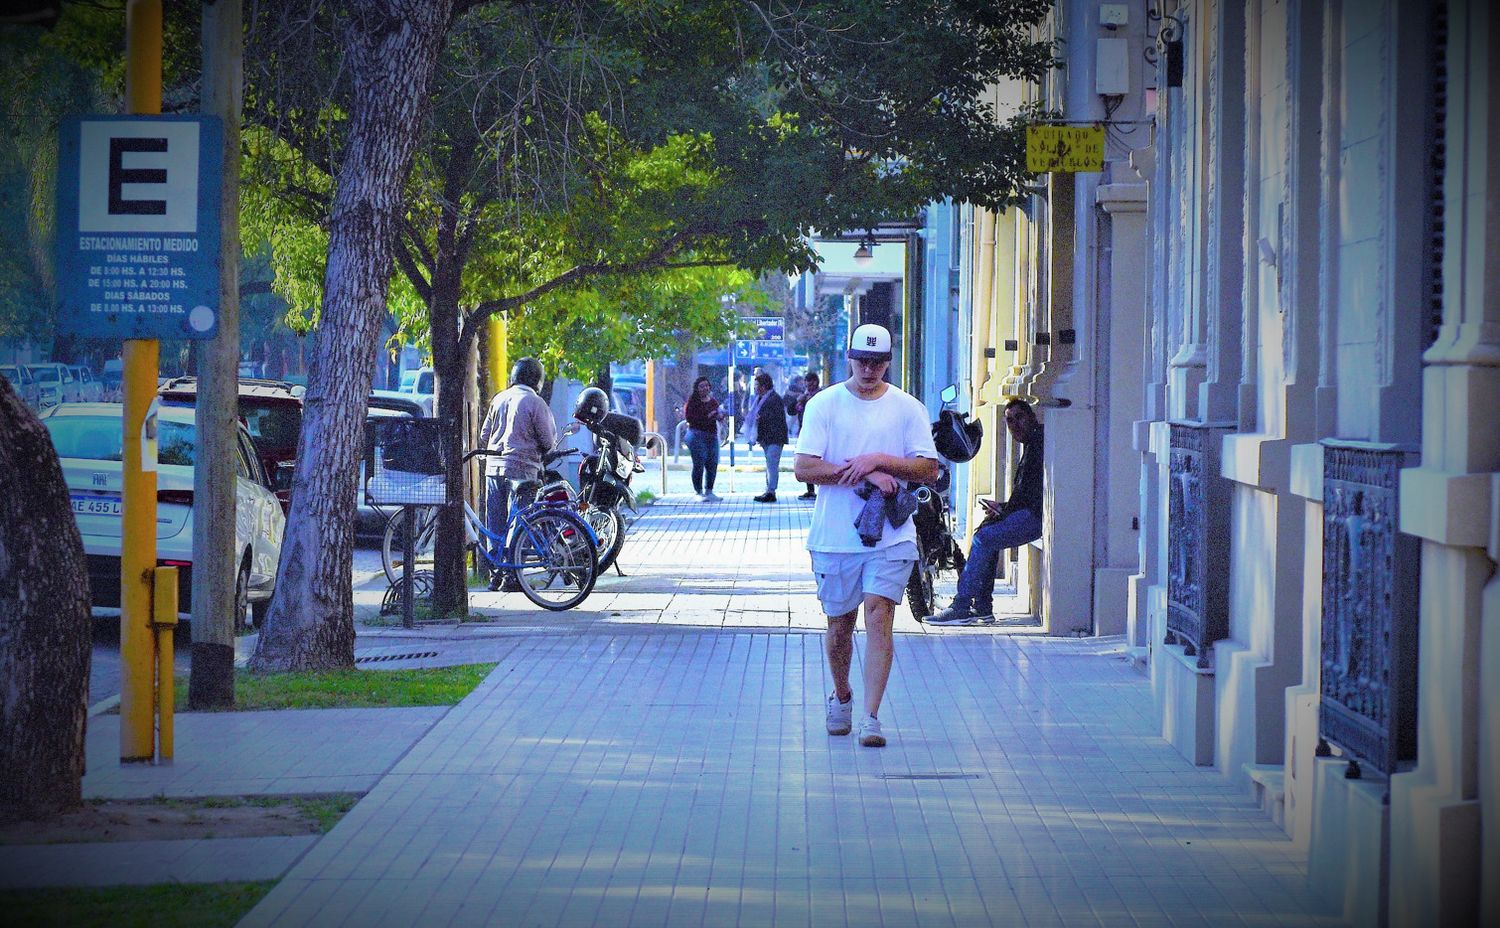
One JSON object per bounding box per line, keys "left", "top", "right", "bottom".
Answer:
{"left": 852, "top": 236, "right": 875, "bottom": 268}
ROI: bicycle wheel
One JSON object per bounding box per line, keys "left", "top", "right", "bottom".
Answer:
{"left": 381, "top": 506, "right": 439, "bottom": 586}
{"left": 507, "top": 509, "right": 598, "bottom": 610}
{"left": 585, "top": 505, "right": 626, "bottom": 573}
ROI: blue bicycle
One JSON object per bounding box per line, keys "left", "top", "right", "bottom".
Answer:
{"left": 381, "top": 447, "right": 600, "bottom": 611}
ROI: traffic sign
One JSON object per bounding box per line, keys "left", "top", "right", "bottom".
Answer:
{"left": 1025, "top": 125, "right": 1105, "bottom": 173}
{"left": 55, "top": 115, "right": 223, "bottom": 340}
{"left": 744, "top": 316, "right": 783, "bottom": 341}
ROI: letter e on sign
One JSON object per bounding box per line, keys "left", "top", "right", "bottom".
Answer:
{"left": 79, "top": 121, "right": 200, "bottom": 233}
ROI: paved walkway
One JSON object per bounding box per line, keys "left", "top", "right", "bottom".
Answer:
{"left": 242, "top": 630, "right": 1339, "bottom": 927}
{"left": 18, "top": 492, "right": 1341, "bottom": 925}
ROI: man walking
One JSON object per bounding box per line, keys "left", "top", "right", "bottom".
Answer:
{"left": 794, "top": 325, "right": 939, "bottom": 747}
{"left": 929, "top": 399, "right": 1044, "bottom": 624}
{"left": 751, "top": 371, "right": 787, "bottom": 502}
{"left": 476, "top": 358, "right": 557, "bottom": 591}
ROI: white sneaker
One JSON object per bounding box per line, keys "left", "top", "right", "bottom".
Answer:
{"left": 704, "top": 491, "right": 722, "bottom": 502}
{"left": 825, "top": 694, "right": 853, "bottom": 735}
{"left": 857, "top": 714, "right": 885, "bottom": 747}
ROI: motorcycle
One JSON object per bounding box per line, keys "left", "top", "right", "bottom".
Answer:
{"left": 906, "top": 384, "right": 977, "bottom": 621}
{"left": 538, "top": 411, "right": 643, "bottom": 574}
{"left": 576, "top": 409, "right": 644, "bottom": 573}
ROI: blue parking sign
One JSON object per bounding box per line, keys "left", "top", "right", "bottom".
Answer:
{"left": 55, "top": 115, "right": 223, "bottom": 340}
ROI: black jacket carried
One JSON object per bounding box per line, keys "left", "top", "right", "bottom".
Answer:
{"left": 754, "top": 389, "right": 789, "bottom": 447}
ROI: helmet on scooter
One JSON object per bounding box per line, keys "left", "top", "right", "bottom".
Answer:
{"left": 573, "top": 387, "right": 609, "bottom": 427}
{"left": 932, "top": 409, "right": 983, "bottom": 463}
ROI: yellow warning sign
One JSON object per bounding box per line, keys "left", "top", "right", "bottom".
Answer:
{"left": 1026, "top": 125, "right": 1106, "bottom": 173}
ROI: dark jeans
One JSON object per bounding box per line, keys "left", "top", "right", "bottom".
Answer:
{"left": 687, "top": 428, "right": 719, "bottom": 493}
{"left": 955, "top": 509, "right": 1043, "bottom": 614}
{"left": 483, "top": 473, "right": 511, "bottom": 569}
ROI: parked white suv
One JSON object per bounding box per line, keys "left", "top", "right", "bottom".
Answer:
{"left": 25, "top": 363, "right": 74, "bottom": 407}
{"left": 1, "top": 364, "right": 41, "bottom": 410}
{"left": 42, "top": 403, "right": 285, "bottom": 628}
{"left": 70, "top": 365, "right": 102, "bottom": 402}
{"left": 398, "top": 366, "right": 436, "bottom": 416}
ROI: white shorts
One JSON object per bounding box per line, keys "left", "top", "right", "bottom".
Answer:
{"left": 810, "top": 541, "right": 918, "bottom": 617}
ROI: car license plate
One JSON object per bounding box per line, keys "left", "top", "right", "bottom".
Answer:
{"left": 71, "top": 495, "right": 122, "bottom": 516}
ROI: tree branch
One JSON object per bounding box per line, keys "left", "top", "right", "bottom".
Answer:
{"left": 459, "top": 228, "right": 706, "bottom": 348}
{"left": 393, "top": 235, "right": 434, "bottom": 303}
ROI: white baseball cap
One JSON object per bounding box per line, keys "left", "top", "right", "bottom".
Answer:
{"left": 847, "top": 323, "right": 893, "bottom": 362}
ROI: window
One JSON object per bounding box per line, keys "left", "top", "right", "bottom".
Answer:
{"left": 239, "top": 403, "right": 302, "bottom": 452}
{"left": 44, "top": 415, "right": 197, "bottom": 465}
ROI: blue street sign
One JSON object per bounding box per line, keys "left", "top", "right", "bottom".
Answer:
{"left": 55, "top": 115, "right": 224, "bottom": 340}
{"left": 744, "top": 316, "right": 783, "bottom": 341}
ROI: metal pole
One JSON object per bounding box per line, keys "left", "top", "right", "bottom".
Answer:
{"left": 120, "top": 0, "right": 162, "bottom": 764}
{"left": 152, "top": 566, "right": 179, "bottom": 763}
{"left": 402, "top": 506, "right": 416, "bottom": 629}
{"left": 727, "top": 340, "right": 736, "bottom": 468}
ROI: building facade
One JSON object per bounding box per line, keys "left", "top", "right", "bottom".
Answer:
{"left": 925, "top": 0, "right": 1496, "bottom": 923}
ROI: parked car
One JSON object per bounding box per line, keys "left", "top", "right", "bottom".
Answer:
{"left": 42, "top": 402, "right": 285, "bottom": 628}
{"left": 357, "top": 395, "right": 425, "bottom": 538}
{"left": 70, "top": 365, "right": 102, "bottom": 402}
{"left": 398, "top": 366, "right": 435, "bottom": 416}
{"left": 26, "top": 362, "right": 78, "bottom": 406}
{"left": 101, "top": 358, "right": 123, "bottom": 401}
{"left": 158, "top": 377, "right": 305, "bottom": 509}
{"left": 0, "top": 364, "right": 41, "bottom": 410}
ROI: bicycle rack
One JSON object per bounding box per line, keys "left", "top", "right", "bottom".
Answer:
{"left": 641, "top": 432, "right": 669, "bottom": 497}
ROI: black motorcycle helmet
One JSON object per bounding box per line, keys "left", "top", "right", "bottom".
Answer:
{"left": 932, "top": 409, "right": 983, "bottom": 462}
{"left": 573, "top": 386, "right": 610, "bottom": 427}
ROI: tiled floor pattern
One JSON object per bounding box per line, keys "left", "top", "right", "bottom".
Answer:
{"left": 242, "top": 632, "right": 1342, "bottom": 927}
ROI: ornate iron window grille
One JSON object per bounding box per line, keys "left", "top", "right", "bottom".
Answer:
{"left": 1145, "top": 1, "right": 1186, "bottom": 88}
{"left": 1317, "top": 442, "right": 1421, "bottom": 779}
{"left": 1166, "top": 422, "right": 1233, "bottom": 667}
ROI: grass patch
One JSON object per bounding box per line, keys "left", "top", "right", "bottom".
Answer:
{"left": 0, "top": 881, "right": 274, "bottom": 927}
{"left": 635, "top": 489, "right": 658, "bottom": 505}
{"left": 172, "top": 664, "right": 496, "bottom": 712}
{"left": 147, "top": 794, "right": 358, "bottom": 833}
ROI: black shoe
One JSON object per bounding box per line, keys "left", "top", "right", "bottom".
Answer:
{"left": 487, "top": 572, "right": 504, "bottom": 592}
{"left": 928, "top": 603, "right": 990, "bottom": 626}
{"left": 754, "top": 492, "right": 777, "bottom": 503}
{"left": 500, "top": 574, "right": 524, "bottom": 593}
{"left": 797, "top": 491, "right": 816, "bottom": 501}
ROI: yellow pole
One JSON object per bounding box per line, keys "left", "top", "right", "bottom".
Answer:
{"left": 152, "top": 566, "right": 179, "bottom": 763}
{"left": 120, "top": 0, "right": 162, "bottom": 764}
{"left": 487, "top": 315, "right": 508, "bottom": 398}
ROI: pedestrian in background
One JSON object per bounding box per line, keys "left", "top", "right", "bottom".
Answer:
{"left": 684, "top": 375, "right": 726, "bottom": 501}
{"left": 784, "top": 374, "right": 805, "bottom": 440}
{"left": 476, "top": 358, "right": 557, "bottom": 591}
{"left": 787, "top": 371, "right": 821, "bottom": 500}
{"left": 751, "top": 371, "right": 788, "bottom": 503}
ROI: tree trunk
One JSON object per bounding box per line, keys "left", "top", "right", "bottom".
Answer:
{"left": 250, "top": 0, "right": 455, "bottom": 671}
{"left": 0, "top": 378, "right": 91, "bottom": 824}
{"left": 429, "top": 270, "right": 468, "bottom": 618}
{"left": 426, "top": 143, "right": 475, "bottom": 618}
{"left": 190, "top": 0, "right": 243, "bottom": 709}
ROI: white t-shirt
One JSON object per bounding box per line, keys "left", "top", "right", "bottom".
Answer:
{"left": 795, "top": 381, "right": 938, "bottom": 553}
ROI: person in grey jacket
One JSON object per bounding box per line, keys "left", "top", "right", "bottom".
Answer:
{"left": 476, "top": 358, "right": 557, "bottom": 590}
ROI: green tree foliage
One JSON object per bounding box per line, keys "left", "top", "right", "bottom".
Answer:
{"left": 0, "top": 24, "right": 104, "bottom": 349}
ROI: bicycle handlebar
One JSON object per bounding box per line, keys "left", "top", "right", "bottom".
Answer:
{"left": 463, "top": 447, "right": 582, "bottom": 465}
